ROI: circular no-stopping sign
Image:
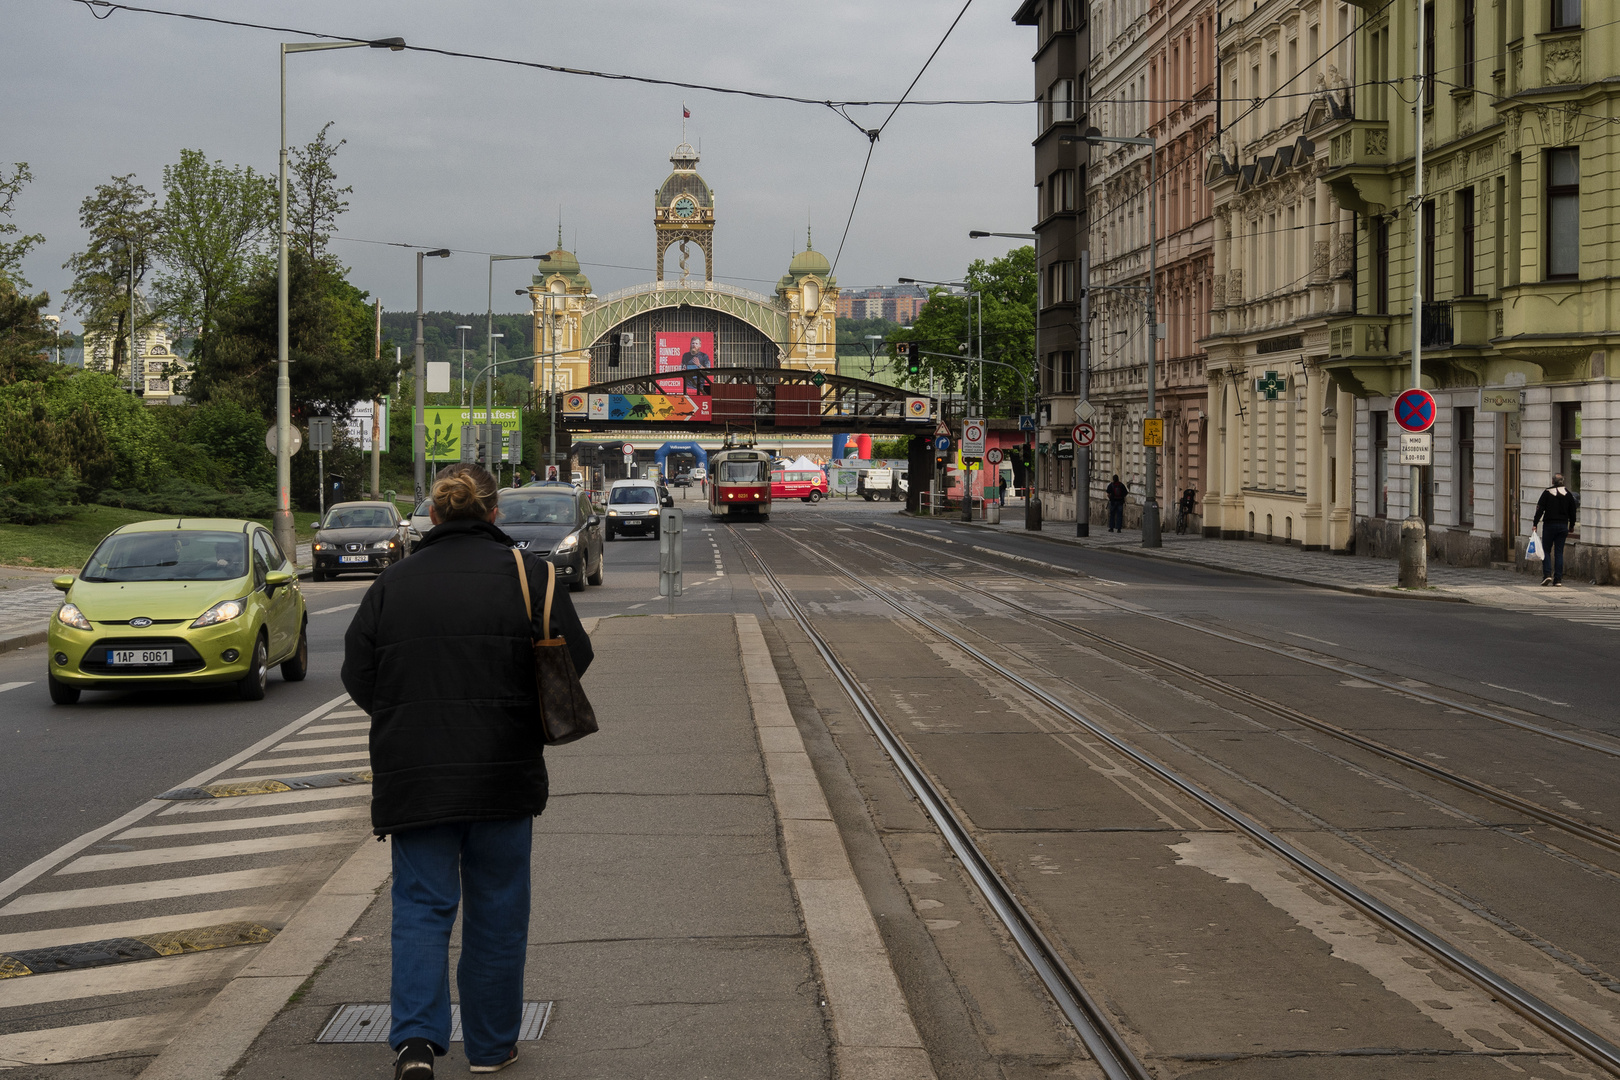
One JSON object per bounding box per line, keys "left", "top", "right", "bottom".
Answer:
{"left": 1072, "top": 422, "right": 1096, "bottom": 447}
{"left": 985, "top": 447, "right": 1004, "bottom": 465}
{"left": 1394, "top": 388, "right": 1436, "bottom": 433}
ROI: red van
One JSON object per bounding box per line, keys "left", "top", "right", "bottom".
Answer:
{"left": 771, "top": 467, "right": 829, "bottom": 503}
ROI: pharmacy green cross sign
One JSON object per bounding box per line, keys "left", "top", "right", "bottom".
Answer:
{"left": 1255, "top": 371, "right": 1286, "bottom": 400}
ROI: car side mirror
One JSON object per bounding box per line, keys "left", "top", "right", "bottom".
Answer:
{"left": 662, "top": 495, "right": 674, "bottom": 507}
{"left": 587, "top": 515, "right": 599, "bottom": 526}
{"left": 53, "top": 574, "right": 75, "bottom": 592}
{"left": 265, "top": 570, "right": 295, "bottom": 591}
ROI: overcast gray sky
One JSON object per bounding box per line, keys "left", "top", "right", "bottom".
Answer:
{"left": 6, "top": 0, "right": 1036, "bottom": 332}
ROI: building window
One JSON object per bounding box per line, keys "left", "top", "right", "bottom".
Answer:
{"left": 1046, "top": 260, "right": 1074, "bottom": 303}
{"left": 1421, "top": 200, "right": 1436, "bottom": 299}
{"left": 1059, "top": 0, "right": 1078, "bottom": 31}
{"left": 1374, "top": 217, "right": 1390, "bottom": 314}
{"left": 1458, "top": 187, "right": 1476, "bottom": 295}
{"left": 1461, "top": 0, "right": 1477, "bottom": 87}
{"left": 1423, "top": 4, "right": 1436, "bottom": 107}
{"left": 1047, "top": 169, "right": 1075, "bottom": 214}
{"left": 1049, "top": 79, "right": 1075, "bottom": 126}
{"left": 1552, "top": 0, "right": 1581, "bottom": 30}
{"left": 1060, "top": 351, "right": 1075, "bottom": 393}
{"left": 1373, "top": 411, "right": 1389, "bottom": 517}
{"left": 1547, "top": 148, "right": 1579, "bottom": 279}
{"left": 1560, "top": 403, "right": 1582, "bottom": 496}
{"left": 1042, "top": 352, "right": 1057, "bottom": 394}
{"left": 1456, "top": 407, "right": 1475, "bottom": 526}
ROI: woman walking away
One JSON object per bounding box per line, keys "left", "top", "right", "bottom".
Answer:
{"left": 343, "top": 463, "right": 593, "bottom": 1079}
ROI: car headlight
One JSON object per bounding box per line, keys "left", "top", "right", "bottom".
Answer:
{"left": 313, "top": 542, "right": 329, "bottom": 552}
{"left": 191, "top": 597, "right": 247, "bottom": 629}
{"left": 553, "top": 533, "right": 579, "bottom": 553}
{"left": 370, "top": 540, "right": 394, "bottom": 550}
{"left": 57, "top": 603, "right": 93, "bottom": 631}
{"left": 607, "top": 509, "right": 618, "bottom": 516}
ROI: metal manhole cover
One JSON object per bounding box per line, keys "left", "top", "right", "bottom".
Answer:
{"left": 317, "top": 1002, "right": 551, "bottom": 1044}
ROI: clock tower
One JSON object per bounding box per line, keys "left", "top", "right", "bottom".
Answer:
{"left": 654, "top": 142, "right": 714, "bottom": 284}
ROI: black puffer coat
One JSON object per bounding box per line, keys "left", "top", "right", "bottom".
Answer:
{"left": 341, "top": 518, "right": 593, "bottom": 835}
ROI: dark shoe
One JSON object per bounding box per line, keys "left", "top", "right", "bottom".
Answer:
{"left": 469, "top": 1047, "right": 518, "bottom": 1073}
{"left": 395, "top": 1038, "right": 435, "bottom": 1080}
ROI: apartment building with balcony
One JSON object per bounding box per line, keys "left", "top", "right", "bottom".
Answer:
{"left": 1318, "top": 0, "right": 1617, "bottom": 580}
{"left": 1014, "top": 0, "right": 1090, "bottom": 521}
{"left": 1085, "top": 0, "right": 1218, "bottom": 528}
{"left": 1203, "top": 0, "right": 1360, "bottom": 549}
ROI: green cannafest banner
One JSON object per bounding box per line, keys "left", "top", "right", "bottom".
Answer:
{"left": 418, "top": 407, "right": 523, "bottom": 461}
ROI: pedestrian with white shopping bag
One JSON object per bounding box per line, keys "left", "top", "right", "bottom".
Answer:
{"left": 1531, "top": 473, "right": 1579, "bottom": 586}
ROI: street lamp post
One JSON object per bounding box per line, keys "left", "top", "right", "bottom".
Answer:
{"left": 486, "top": 255, "right": 547, "bottom": 482}
{"left": 969, "top": 230, "right": 1045, "bottom": 531}
{"left": 276, "top": 35, "right": 404, "bottom": 562}
{"left": 456, "top": 324, "right": 472, "bottom": 407}
{"left": 1073, "top": 128, "right": 1160, "bottom": 547}
{"left": 413, "top": 248, "right": 451, "bottom": 503}
{"left": 864, "top": 333, "right": 885, "bottom": 377}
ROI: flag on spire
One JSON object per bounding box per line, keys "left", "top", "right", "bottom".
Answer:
{"left": 683, "top": 104, "right": 690, "bottom": 119}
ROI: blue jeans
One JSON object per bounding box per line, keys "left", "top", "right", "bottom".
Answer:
{"left": 1545, "top": 523, "right": 1569, "bottom": 583}
{"left": 390, "top": 818, "right": 532, "bottom": 1065}
{"left": 1108, "top": 502, "right": 1125, "bottom": 531}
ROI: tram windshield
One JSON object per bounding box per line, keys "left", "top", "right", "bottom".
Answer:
{"left": 719, "top": 459, "right": 768, "bottom": 483}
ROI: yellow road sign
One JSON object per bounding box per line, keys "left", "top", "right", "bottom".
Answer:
{"left": 1142, "top": 418, "right": 1164, "bottom": 447}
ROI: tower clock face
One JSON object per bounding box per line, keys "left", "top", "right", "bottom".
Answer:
{"left": 673, "top": 197, "right": 697, "bottom": 219}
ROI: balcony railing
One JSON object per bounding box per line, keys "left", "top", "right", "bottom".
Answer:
{"left": 1421, "top": 301, "right": 1453, "bottom": 348}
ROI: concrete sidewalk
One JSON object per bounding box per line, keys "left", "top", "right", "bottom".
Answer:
{"left": 164, "top": 613, "right": 931, "bottom": 1080}
{"left": 923, "top": 507, "right": 1620, "bottom": 621}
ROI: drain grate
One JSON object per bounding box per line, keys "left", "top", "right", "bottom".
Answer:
{"left": 316, "top": 1002, "right": 551, "bottom": 1044}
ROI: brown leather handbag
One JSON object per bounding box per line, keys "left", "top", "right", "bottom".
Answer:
{"left": 512, "top": 549, "right": 599, "bottom": 745}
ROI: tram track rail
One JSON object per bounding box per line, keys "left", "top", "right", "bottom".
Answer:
{"left": 832, "top": 529, "right": 1620, "bottom": 862}
{"left": 731, "top": 531, "right": 1153, "bottom": 1080}
{"left": 742, "top": 523, "right": 1620, "bottom": 1076}
{"left": 871, "top": 521, "right": 1620, "bottom": 761}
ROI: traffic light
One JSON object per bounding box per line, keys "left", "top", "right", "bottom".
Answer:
{"left": 897, "top": 341, "right": 920, "bottom": 376}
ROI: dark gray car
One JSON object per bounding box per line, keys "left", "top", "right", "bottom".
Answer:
{"left": 311, "top": 501, "right": 408, "bottom": 581}
{"left": 496, "top": 487, "right": 604, "bottom": 592}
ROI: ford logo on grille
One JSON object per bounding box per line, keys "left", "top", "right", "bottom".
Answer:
{"left": 130, "top": 617, "right": 153, "bottom": 628}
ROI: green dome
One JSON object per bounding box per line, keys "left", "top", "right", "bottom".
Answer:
{"left": 788, "top": 247, "right": 830, "bottom": 275}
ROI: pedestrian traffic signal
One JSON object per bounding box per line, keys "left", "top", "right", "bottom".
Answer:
{"left": 896, "top": 341, "right": 920, "bottom": 376}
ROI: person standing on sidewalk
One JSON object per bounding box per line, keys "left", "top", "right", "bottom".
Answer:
{"left": 1106, "top": 474, "right": 1128, "bottom": 532}
{"left": 1531, "top": 473, "right": 1579, "bottom": 586}
{"left": 342, "top": 462, "right": 593, "bottom": 1079}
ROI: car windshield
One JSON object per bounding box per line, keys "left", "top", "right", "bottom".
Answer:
{"left": 500, "top": 494, "right": 577, "bottom": 524}
{"left": 609, "top": 486, "right": 657, "bottom": 505}
{"left": 83, "top": 531, "right": 249, "bottom": 583}
{"left": 721, "top": 460, "right": 768, "bottom": 482}
{"left": 324, "top": 507, "right": 394, "bottom": 529}
{"left": 413, "top": 499, "right": 432, "bottom": 518}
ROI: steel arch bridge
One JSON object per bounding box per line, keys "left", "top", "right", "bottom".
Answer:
{"left": 582, "top": 282, "right": 789, "bottom": 354}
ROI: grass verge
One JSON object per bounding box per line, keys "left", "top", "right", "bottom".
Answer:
{"left": 0, "top": 505, "right": 322, "bottom": 571}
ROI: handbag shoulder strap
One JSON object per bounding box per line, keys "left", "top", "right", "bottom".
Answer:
{"left": 542, "top": 560, "right": 556, "bottom": 640}
{"left": 511, "top": 548, "right": 533, "bottom": 638}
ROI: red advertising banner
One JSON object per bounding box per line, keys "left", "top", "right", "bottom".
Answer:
{"left": 656, "top": 331, "right": 713, "bottom": 395}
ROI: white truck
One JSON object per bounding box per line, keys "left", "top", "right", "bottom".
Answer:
{"left": 858, "top": 467, "right": 907, "bottom": 502}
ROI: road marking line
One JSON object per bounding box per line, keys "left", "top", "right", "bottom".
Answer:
{"left": 0, "top": 682, "right": 32, "bottom": 694}
{"left": 1484, "top": 682, "right": 1570, "bottom": 707}
{"left": 225, "top": 751, "right": 370, "bottom": 773}
{"left": 59, "top": 831, "right": 357, "bottom": 875}
{"left": 312, "top": 603, "right": 360, "bottom": 615}
{"left": 323, "top": 709, "right": 367, "bottom": 719}
{"left": 267, "top": 735, "right": 370, "bottom": 751}
{"left": 300, "top": 721, "right": 370, "bottom": 734}
{"left": 1286, "top": 631, "right": 1343, "bottom": 648}
{"left": 0, "top": 1009, "right": 188, "bottom": 1067}
{"left": 0, "top": 949, "right": 245, "bottom": 1009}
{"left": 158, "top": 786, "right": 371, "bottom": 815}
{"left": 0, "top": 693, "right": 352, "bottom": 907}
{"left": 0, "top": 866, "right": 317, "bottom": 916}
{"left": 0, "top": 905, "right": 278, "bottom": 954}
{"left": 117, "top": 805, "right": 369, "bottom": 840}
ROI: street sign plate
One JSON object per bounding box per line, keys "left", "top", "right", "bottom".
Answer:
{"left": 985, "top": 447, "right": 1004, "bottom": 465}
{"left": 961, "top": 421, "right": 986, "bottom": 457}
{"left": 934, "top": 435, "right": 951, "bottom": 452}
{"left": 811, "top": 371, "right": 826, "bottom": 386}
{"left": 1018, "top": 414, "right": 1037, "bottom": 431}
{"left": 1399, "top": 431, "right": 1432, "bottom": 465}
{"left": 1073, "top": 422, "right": 1096, "bottom": 447}
{"left": 1394, "top": 388, "right": 1437, "bottom": 432}
{"left": 936, "top": 420, "right": 951, "bottom": 437}
{"left": 1142, "top": 418, "right": 1164, "bottom": 447}
{"left": 1075, "top": 400, "right": 1096, "bottom": 422}
{"left": 264, "top": 425, "right": 303, "bottom": 456}
{"left": 308, "top": 417, "right": 334, "bottom": 452}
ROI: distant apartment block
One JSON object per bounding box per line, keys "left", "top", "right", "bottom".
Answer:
{"left": 834, "top": 285, "right": 930, "bottom": 324}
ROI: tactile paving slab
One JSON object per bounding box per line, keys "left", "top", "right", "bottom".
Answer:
{"left": 316, "top": 1002, "right": 552, "bottom": 1043}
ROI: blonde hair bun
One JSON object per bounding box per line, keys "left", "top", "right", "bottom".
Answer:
{"left": 431, "top": 463, "right": 499, "bottom": 521}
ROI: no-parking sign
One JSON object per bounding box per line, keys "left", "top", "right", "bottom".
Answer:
{"left": 1394, "top": 388, "right": 1437, "bottom": 433}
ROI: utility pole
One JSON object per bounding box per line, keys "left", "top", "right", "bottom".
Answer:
{"left": 371, "top": 299, "right": 382, "bottom": 499}
{"left": 1077, "top": 249, "right": 1091, "bottom": 537}
{"left": 1399, "top": 3, "right": 1430, "bottom": 588}
{"left": 413, "top": 248, "right": 451, "bottom": 501}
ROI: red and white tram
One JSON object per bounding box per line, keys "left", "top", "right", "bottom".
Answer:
{"left": 707, "top": 448, "right": 773, "bottom": 521}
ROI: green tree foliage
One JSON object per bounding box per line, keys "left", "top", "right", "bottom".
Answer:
{"left": 288, "top": 122, "right": 351, "bottom": 269}
{"left": 0, "top": 163, "right": 45, "bottom": 290}
{"left": 63, "top": 175, "right": 164, "bottom": 378}
{"left": 190, "top": 249, "right": 395, "bottom": 425}
{"left": 889, "top": 247, "right": 1035, "bottom": 417}
{"left": 153, "top": 149, "right": 276, "bottom": 347}
{"left": 379, "top": 310, "right": 535, "bottom": 364}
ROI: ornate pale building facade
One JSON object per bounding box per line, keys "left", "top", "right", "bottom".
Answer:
{"left": 1085, "top": 0, "right": 1218, "bottom": 526}
{"left": 1203, "top": 0, "right": 1359, "bottom": 549}
{"left": 82, "top": 320, "right": 191, "bottom": 404}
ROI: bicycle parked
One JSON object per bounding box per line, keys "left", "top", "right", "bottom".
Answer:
{"left": 1175, "top": 488, "right": 1197, "bottom": 535}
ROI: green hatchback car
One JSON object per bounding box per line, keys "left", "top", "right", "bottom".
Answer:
{"left": 47, "top": 518, "right": 308, "bottom": 705}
